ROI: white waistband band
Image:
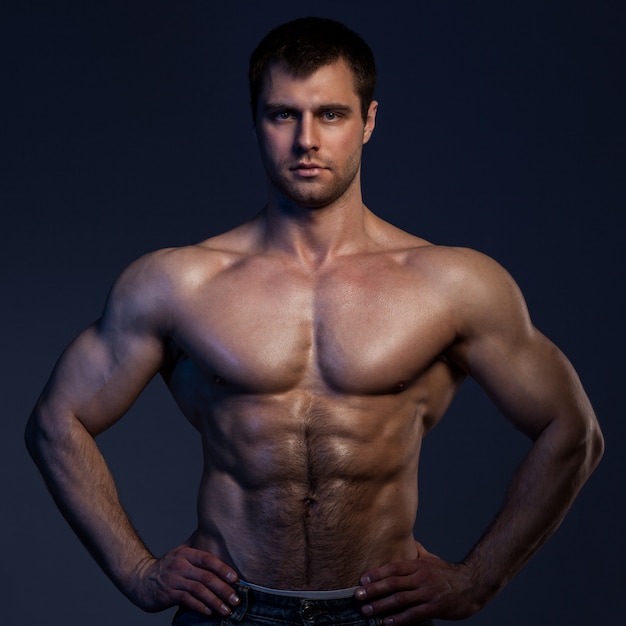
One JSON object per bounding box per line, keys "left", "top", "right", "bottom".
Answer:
{"left": 239, "top": 579, "right": 358, "bottom": 600}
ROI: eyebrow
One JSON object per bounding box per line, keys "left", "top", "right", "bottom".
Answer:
{"left": 263, "top": 102, "right": 354, "bottom": 115}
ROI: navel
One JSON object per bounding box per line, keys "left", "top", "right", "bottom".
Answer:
{"left": 303, "top": 496, "right": 319, "bottom": 516}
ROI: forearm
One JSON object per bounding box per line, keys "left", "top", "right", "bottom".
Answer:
{"left": 25, "top": 404, "right": 153, "bottom": 601}
{"left": 463, "top": 417, "right": 604, "bottom": 604}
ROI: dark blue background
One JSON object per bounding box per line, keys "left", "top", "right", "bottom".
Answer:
{"left": 2, "top": 1, "right": 624, "bottom": 624}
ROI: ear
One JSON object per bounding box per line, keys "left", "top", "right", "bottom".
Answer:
{"left": 362, "top": 100, "right": 378, "bottom": 145}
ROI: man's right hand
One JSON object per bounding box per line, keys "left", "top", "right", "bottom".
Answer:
{"left": 128, "top": 545, "right": 241, "bottom": 616}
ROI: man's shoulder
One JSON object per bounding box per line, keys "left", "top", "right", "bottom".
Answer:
{"left": 107, "top": 235, "right": 247, "bottom": 308}
{"left": 401, "top": 242, "right": 501, "bottom": 279}
{"left": 373, "top": 218, "right": 498, "bottom": 275}
{"left": 399, "top": 243, "right": 524, "bottom": 313}
{"left": 123, "top": 231, "right": 253, "bottom": 287}
{"left": 368, "top": 217, "right": 508, "bottom": 288}
{"left": 409, "top": 244, "right": 529, "bottom": 333}
{"left": 98, "top": 237, "right": 252, "bottom": 337}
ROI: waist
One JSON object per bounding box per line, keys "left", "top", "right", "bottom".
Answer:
{"left": 174, "top": 579, "right": 435, "bottom": 625}
{"left": 240, "top": 578, "right": 357, "bottom": 599}
{"left": 175, "top": 580, "right": 368, "bottom": 625}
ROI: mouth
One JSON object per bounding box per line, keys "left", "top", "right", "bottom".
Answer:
{"left": 290, "top": 162, "right": 326, "bottom": 178}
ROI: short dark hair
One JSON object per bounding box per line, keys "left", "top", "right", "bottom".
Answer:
{"left": 249, "top": 17, "right": 377, "bottom": 123}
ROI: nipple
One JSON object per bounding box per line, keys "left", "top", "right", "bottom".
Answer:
{"left": 394, "top": 380, "right": 407, "bottom": 392}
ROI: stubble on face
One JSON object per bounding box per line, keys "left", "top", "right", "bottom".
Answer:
{"left": 256, "top": 60, "right": 372, "bottom": 211}
{"left": 268, "top": 149, "right": 363, "bottom": 210}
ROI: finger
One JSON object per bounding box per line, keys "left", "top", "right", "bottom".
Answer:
{"left": 359, "top": 588, "right": 431, "bottom": 622}
{"left": 187, "top": 548, "right": 239, "bottom": 583}
{"left": 370, "top": 588, "right": 417, "bottom": 612}
{"left": 181, "top": 552, "right": 240, "bottom": 607}
{"left": 155, "top": 547, "right": 240, "bottom": 613}
{"left": 356, "top": 573, "right": 422, "bottom": 610}
{"left": 360, "top": 559, "right": 418, "bottom": 585}
{"left": 188, "top": 569, "right": 240, "bottom": 607}
{"left": 174, "top": 579, "right": 238, "bottom": 617}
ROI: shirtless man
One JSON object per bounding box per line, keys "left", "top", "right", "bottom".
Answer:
{"left": 26, "top": 17, "right": 603, "bottom": 626}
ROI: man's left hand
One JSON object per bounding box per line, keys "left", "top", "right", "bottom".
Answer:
{"left": 355, "top": 542, "right": 483, "bottom": 624}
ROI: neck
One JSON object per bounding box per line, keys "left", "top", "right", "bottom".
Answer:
{"left": 261, "top": 185, "right": 372, "bottom": 268}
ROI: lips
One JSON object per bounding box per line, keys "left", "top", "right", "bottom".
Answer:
{"left": 291, "top": 162, "right": 326, "bottom": 177}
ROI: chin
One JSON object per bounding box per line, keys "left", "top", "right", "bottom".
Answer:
{"left": 281, "top": 184, "right": 346, "bottom": 210}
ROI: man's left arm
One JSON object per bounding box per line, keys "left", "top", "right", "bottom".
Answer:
{"left": 355, "top": 250, "right": 604, "bottom": 624}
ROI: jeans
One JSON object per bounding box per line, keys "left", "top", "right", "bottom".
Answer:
{"left": 172, "top": 581, "right": 435, "bottom": 626}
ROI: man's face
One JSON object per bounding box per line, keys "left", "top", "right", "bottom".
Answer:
{"left": 255, "top": 59, "right": 377, "bottom": 209}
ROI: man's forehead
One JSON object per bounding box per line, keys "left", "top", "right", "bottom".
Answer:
{"left": 260, "top": 59, "right": 360, "bottom": 103}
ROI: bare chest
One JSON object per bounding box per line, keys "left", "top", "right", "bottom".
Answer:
{"left": 168, "top": 257, "right": 455, "bottom": 395}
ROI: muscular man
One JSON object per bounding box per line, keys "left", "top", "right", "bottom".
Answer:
{"left": 26, "top": 17, "right": 603, "bottom": 625}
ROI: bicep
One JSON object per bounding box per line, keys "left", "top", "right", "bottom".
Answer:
{"left": 463, "top": 327, "right": 593, "bottom": 440}
{"left": 445, "top": 253, "right": 595, "bottom": 440}
{"left": 37, "top": 317, "right": 165, "bottom": 436}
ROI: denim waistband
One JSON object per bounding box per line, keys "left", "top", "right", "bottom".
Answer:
{"left": 232, "top": 581, "right": 370, "bottom": 624}
{"left": 173, "top": 580, "right": 435, "bottom": 625}
{"left": 173, "top": 579, "right": 378, "bottom": 625}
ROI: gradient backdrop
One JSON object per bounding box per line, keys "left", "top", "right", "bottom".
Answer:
{"left": 2, "top": 1, "right": 625, "bottom": 624}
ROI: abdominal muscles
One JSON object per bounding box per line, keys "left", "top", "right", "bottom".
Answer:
{"left": 193, "top": 392, "right": 422, "bottom": 589}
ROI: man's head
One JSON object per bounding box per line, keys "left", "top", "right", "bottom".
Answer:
{"left": 249, "top": 17, "right": 376, "bottom": 124}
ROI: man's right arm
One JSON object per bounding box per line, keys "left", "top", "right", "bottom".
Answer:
{"left": 25, "top": 252, "right": 240, "bottom": 616}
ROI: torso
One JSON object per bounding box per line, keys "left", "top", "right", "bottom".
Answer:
{"left": 158, "top": 220, "right": 466, "bottom": 589}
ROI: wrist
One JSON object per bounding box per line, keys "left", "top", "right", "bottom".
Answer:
{"left": 118, "top": 554, "right": 159, "bottom": 610}
{"left": 458, "top": 558, "right": 503, "bottom": 609}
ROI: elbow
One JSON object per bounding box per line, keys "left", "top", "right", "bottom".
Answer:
{"left": 568, "top": 412, "right": 604, "bottom": 481}
{"left": 586, "top": 419, "right": 604, "bottom": 472}
{"left": 25, "top": 405, "right": 48, "bottom": 465}
{"left": 25, "top": 400, "right": 71, "bottom": 467}
{"left": 548, "top": 409, "right": 604, "bottom": 483}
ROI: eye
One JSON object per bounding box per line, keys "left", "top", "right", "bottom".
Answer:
{"left": 322, "top": 111, "right": 339, "bottom": 121}
{"left": 274, "top": 110, "right": 293, "bottom": 121}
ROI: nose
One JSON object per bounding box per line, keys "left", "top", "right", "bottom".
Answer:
{"left": 295, "top": 113, "right": 319, "bottom": 152}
